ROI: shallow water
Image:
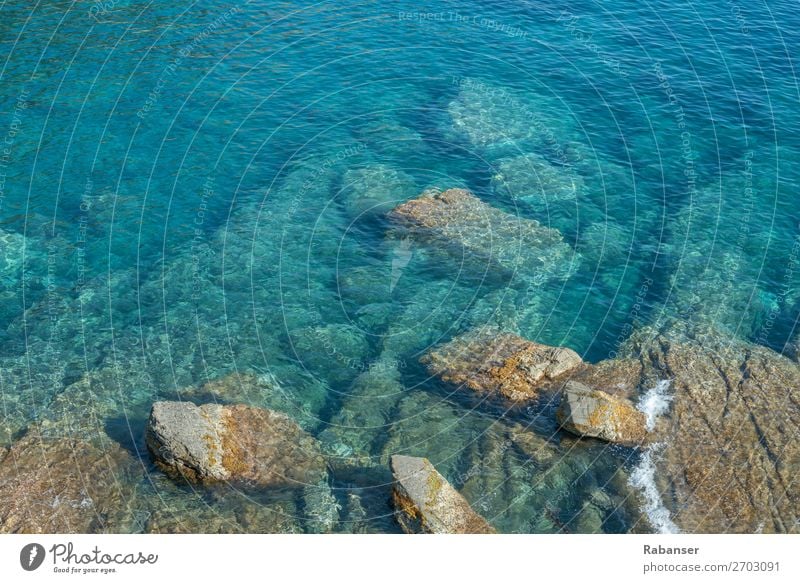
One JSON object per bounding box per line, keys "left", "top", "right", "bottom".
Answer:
{"left": 1, "top": 0, "right": 798, "bottom": 532}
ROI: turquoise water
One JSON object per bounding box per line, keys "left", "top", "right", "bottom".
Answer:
{"left": 1, "top": 0, "right": 798, "bottom": 532}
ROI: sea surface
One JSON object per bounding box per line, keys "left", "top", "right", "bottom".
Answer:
{"left": 1, "top": 0, "right": 798, "bottom": 533}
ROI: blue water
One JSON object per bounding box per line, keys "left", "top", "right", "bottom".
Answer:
{"left": 1, "top": 0, "right": 798, "bottom": 532}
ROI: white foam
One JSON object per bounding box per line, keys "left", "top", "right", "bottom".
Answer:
{"left": 630, "top": 380, "right": 679, "bottom": 533}
{"left": 629, "top": 443, "right": 679, "bottom": 534}
{"left": 637, "top": 379, "right": 673, "bottom": 431}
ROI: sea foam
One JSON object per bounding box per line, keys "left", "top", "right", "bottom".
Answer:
{"left": 630, "top": 380, "right": 679, "bottom": 533}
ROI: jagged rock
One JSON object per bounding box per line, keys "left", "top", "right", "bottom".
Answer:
{"left": 556, "top": 381, "right": 647, "bottom": 444}
{"left": 145, "top": 401, "right": 327, "bottom": 487}
{"left": 0, "top": 430, "right": 143, "bottom": 533}
{"left": 422, "top": 328, "right": 582, "bottom": 401}
{"left": 388, "top": 188, "right": 577, "bottom": 281}
{"left": 622, "top": 329, "right": 800, "bottom": 533}
{"left": 390, "top": 455, "right": 495, "bottom": 534}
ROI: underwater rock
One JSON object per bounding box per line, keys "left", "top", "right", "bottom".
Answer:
{"left": 175, "top": 371, "right": 327, "bottom": 433}
{"left": 0, "top": 430, "right": 143, "bottom": 533}
{"left": 145, "top": 401, "right": 327, "bottom": 487}
{"left": 390, "top": 455, "right": 495, "bottom": 534}
{"left": 446, "top": 78, "right": 577, "bottom": 158}
{"left": 491, "top": 153, "right": 584, "bottom": 211}
{"left": 318, "top": 359, "right": 407, "bottom": 471}
{"left": 556, "top": 381, "right": 647, "bottom": 444}
{"left": 621, "top": 328, "right": 800, "bottom": 533}
{"left": 287, "top": 323, "right": 370, "bottom": 386}
{"left": 388, "top": 188, "right": 577, "bottom": 281}
{"left": 339, "top": 164, "right": 416, "bottom": 218}
{"left": 422, "top": 328, "right": 582, "bottom": 402}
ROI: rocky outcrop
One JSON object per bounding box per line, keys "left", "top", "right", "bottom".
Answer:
{"left": 422, "top": 328, "right": 582, "bottom": 401}
{"left": 390, "top": 455, "right": 495, "bottom": 534}
{"left": 556, "top": 381, "right": 647, "bottom": 444}
{"left": 145, "top": 401, "right": 327, "bottom": 487}
{"left": 388, "top": 188, "right": 577, "bottom": 281}
{"left": 0, "top": 430, "right": 143, "bottom": 533}
{"left": 621, "top": 328, "right": 800, "bottom": 533}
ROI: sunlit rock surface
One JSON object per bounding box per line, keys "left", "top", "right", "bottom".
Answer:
{"left": 422, "top": 327, "right": 582, "bottom": 401}
{"left": 146, "top": 401, "right": 327, "bottom": 488}
{"left": 390, "top": 454, "right": 495, "bottom": 534}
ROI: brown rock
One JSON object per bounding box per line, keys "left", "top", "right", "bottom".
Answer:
{"left": 0, "top": 431, "right": 143, "bottom": 533}
{"left": 390, "top": 455, "right": 495, "bottom": 534}
{"left": 556, "top": 381, "right": 647, "bottom": 444}
{"left": 145, "top": 401, "right": 327, "bottom": 488}
{"left": 422, "top": 328, "right": 582, "bottom": 401}
{"left": 622, "top": 329, "right": 800, "bottom": 533}
{"left": 388, "top": 188, "right": 577, "bottom": 280}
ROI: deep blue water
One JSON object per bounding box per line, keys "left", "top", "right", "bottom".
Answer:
{"left": 1, "top": 0, "right": 798, "bottom": 532}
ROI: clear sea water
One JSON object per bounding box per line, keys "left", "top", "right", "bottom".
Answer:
{"left": 1, "top": 0, "right": 798, "bottom": 532}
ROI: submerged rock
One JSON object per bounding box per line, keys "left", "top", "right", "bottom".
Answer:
{"left": 339, "top": 164, "right": 416, "bottom": 218}
{"left": 0, "top": 430, "right": 143, "bottom": 533}
{"left": 422, "top": 328, "right": 582, "bottom": 401}
{"left": 492, "top": 153, "right": 584, "bottom": 211}
{"left": 390, "top": 455, "right": 495, "bottom": 534}
{"left": 388, "top": 188, "right": 577, "bottom": 281}
{"left": 556, "top": 381, "right": 647, "bottom": 444}
{"left": 145, "top": 401, "right": 327, "bottom": 487}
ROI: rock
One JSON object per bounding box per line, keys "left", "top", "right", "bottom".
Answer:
{"left": 621, "top": 329, "right": 800, "bottom": 533}
{"left": 339, "top": 165, "right": 415, "bottom": 218}
{"left": 0, "top": 430, "right": 143, "bottom": 533}
{"left": 422, "top": 328, "right": 582, "bottom": 401}
{"left": 491, "top": 153, "right": 584, "bottom": 211}
{"left": 175, "top": 371, "right": 327, "bottom": 432}
{"left": 388, "top": 188, "right": 577, "bottom": 281}
{"left": 318, "top": 359, "right": 407, "bottom": 470}
{"left": 390, "top": 455, "right": 495, "bottom": 534}
{"left": 145, "top": 401, "right": 327, "bottom": 487}
{"left": 556, "top": 381, "right": 647, "bottom": 444}
{"left": 567, "top": 357, "right": 644, "bottom": 400}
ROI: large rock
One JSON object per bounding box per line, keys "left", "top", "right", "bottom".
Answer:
{"left": 621, "top": 329, "right": 800, "bottom": 533}
{"left": 390, "top": 455, "right": 495, "bottom": 534}
{"left": 556, "top": 381, "right": 647, "bottom": 444}
{"left": 422, "top": 328, "right": 582, "bottom": 401}
{"left": 388, "top": 188, "right": 577, "bottom": 281}
{"left": 0, "top": 430, "right": 143, "bottom": 533}
{"left": 145, "top": 401, "right": 327, "bottom": 487}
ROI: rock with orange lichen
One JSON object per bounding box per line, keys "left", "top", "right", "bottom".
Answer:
{"left": 388, "top": 188, "right": 577, "bottom": 281}
{"left": 556, "top": 381, "right": 647, "bottom": 444}
{"left": 421, "top": 328, "right": 582, "bottom": 401}
{"left": 390, "top": 455, "right": 495, "bottom": 534}
{"left": 145, "top": 401, "right": 327, "bottom": 488}
{"left": 0, "top": 430, "right": 144, "bottom": 533}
